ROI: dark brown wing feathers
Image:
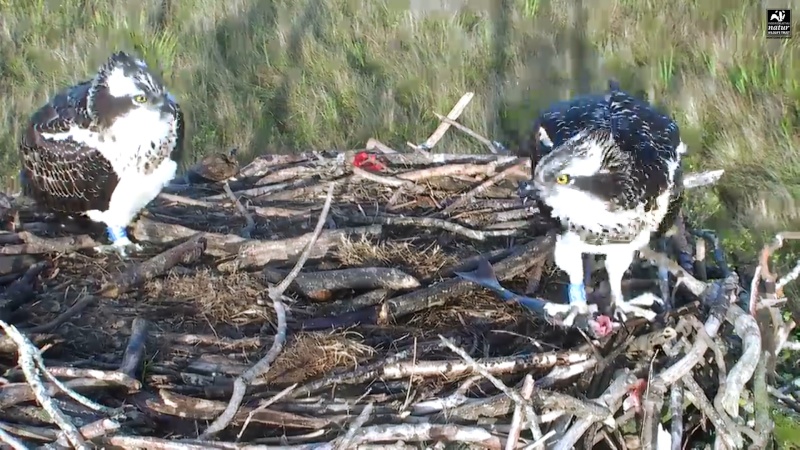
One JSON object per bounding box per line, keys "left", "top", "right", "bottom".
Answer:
{"left": 19, "top": 82, "right": 119, "bottom": 215}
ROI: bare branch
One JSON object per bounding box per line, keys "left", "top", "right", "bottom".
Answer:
{"left": 223, "top": 181, "right": 256, "bottom": 238}
{"left": 200, "top": 182, "right": 335, "bottom": 438}
{"left": 0, "top": 320, "right": 87, "bottom": 449}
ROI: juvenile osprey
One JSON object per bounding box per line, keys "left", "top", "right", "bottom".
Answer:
{"left": 518, "top": 80, "right": 686, "bottom": 325}
{"left": 19, "top": 51, "right": 185, "bottom": 257}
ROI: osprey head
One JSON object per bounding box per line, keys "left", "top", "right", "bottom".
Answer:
{"left": 87, "top": 51, "right": 178, "bottom": 128}
{"left": 519, "top": 128, "right": 633, "bottom": 211}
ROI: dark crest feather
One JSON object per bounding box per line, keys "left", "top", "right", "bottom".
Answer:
{"left": 520, "top": 79, "right": 685, "bottom": 230}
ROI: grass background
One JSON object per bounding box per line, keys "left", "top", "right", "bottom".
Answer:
{"left": 1, "top": 0, "right": 800, "bottom": 443}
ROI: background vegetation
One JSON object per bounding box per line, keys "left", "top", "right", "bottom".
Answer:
{"left": 1, "top": 0, "right": 800, "bottom": 444}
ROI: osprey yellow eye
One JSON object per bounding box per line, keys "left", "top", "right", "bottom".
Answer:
{"left": 133, "top": 95, "right": 147, "bottom": 103}
{"left": 556, "top": 174, "right": 570, "bottom": 185}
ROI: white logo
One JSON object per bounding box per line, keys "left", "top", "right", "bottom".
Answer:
{"left": 771, "top": 10, "right": 787, "bottom": 22}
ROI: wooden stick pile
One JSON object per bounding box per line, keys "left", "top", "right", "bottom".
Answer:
{"left": 0, "top": 93, "right": 794, "bottom": 449}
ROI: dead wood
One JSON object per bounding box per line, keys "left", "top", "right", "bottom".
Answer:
{"left": 131, "top": 217, "right": 243, "bottom": 255}
{"left": 0, "top": 260, "right": 50, "bottom": 321}
{"left": 21, "top": 293, "right": 96, "bottom": 334}
{"left": 382, "top": 232, "right": 555, "bottom": 319}
{"left": 259, "top": 267, "right": 419, "bottom": 301}
{"left": 338, "top": 213, "right": 520, "bottom": 240}
{"left": 0, "top": 232, "right": 97, "bottom": 255}
{"left": 0, "top": 255, "right": 40, "bottom": 277}
{"left": 133, "top": 389, "right": 333, "bottom": 429}
{"left": 222, "top": 181, "right": 256, "bottom": 238}
{"left": 202, "top": 182, "right": 335, "bottom": 439}
{"left": 1, "top": 134, "right": 785, "bottom": 450}
{"left": 0, "top": 376, "right": 138, "bottom": 410}
{"left": 118, "top": 317, "right": 149, "bottom": 378}
{"left": 99, "top": 234, "right": 207, "bottom": 298}
{"left": 310, "top": 289, "right": 391, "bottom": 316}
{"left": 228, "top": 225, "right": 382, "bottom": 271}
{"left": 436, "top": 158, "right": 526, "bottom": 216}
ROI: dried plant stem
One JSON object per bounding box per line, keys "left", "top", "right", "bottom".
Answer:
{"left": 438, "top": 158, "right": 525, "bottom": 215}
{"left": 335, "top": 402, "right": 374, "bottom": 450}
{"left": 0, "top": 320, "right": 88, "bottom": 449}
{"left": 223, "top": 181, "right": 256, "bottom": 238}
{"left": 200, "top": 182, "right": 335, "bottom": 438}
{"left": 439, "top": 336, "right": 541, "bottom": 444}
{"left": 0, "top": 426, "right": 28, "bottom": 450}
{"left": 506, "top": 374, "right": 538, "bottom": 450}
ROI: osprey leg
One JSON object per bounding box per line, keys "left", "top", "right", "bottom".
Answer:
{"left": 105, "top": 225, "right": 136, "bottom": 248}
{"left": 655, "top": 238, "right": 673, "bottom": 309}
{"left": 549, "top": 233, "right": 590, "bottom": 326}
{"left": 94, "top": 226, "right": 143, "bottom": 257}
{"left": 84, "top": 209, "right": 144, "bottom": 257}
{"left": 605, "top": 248, "right": 659, "bottom": 322}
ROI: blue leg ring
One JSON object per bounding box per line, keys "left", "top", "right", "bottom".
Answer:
{"left": 106, "top": 226, "right": 128, "bottom": 244}
{"left": 567, "top": 283, "right": 587, "bottom": 305}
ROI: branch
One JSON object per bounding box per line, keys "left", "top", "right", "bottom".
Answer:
{"left": 200, "top": 182, "right": 335, "bottom": 438}
{"left": 99, "top": 234, "right": 207, "bottom": 298}
{"left": 334, "top": 402, "right": 374, "bottom": 450}
{"left": 752, "top": 350, "right": 773, "bottom": 448}
{"left": 437, "top": 158, "right": 526, "bottom": 215}
{"left": 222, "top": 181, "right": 256, "bottom": 238}
{"left": 682, "top": 169, "right": 725, "bottom": 189}
{"left": 53, "top": 418, "right": 122, "bottom": 449}
{"left": 290, "top": 344, "right": 590, "bottom": 398}
{"left": 506, "top": 374, "right": 538, "bottom": 450}
{"left": 717, "top": 304, "right": 761, "bottom": 418}
{"left": 682, "top": 374, "right": 741, "bottom": 449}
{"left": 0, "top": 426, "right": 28, "bottom": 450}
{"left": 258, "top": 266, "right": 420, "bottom": 301}
{"left": 340, "top": 214, "right": 521, "bottom": 240}
{"left": 0, "top": 320, "right": 87, "bottom": 449}
{"left": 118, "top": 317, "right": 149, "bottom": 379}
{"left": 669, "top": 382, "right": 684, "bottom": 450}
{"left": 440, "top": 336, "right": 543, "bottom": 444}
{"left": 346, "top": 423, "right": 502, "bottom": 449}
{"left": 431, "top": 112, "right": 501, "bottom": 154}
{"left": 407, "top": 92, "right": 474, "bottom": 156}
{"left": 554, "top": 370, "right": 637, "bottom": 450}
{"left": 0, "top": 232, "right": 98, "bottom": 255}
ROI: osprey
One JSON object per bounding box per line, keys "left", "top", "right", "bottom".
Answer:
{"left": 518, "top": 80, "right": 686, "bottom": 325}
{"left": 19, "top": 51, "right": 185, "bottom": 257}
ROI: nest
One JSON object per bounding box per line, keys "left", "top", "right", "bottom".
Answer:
{"left": 0, "top": 101, "right": 796, "bottom": 449}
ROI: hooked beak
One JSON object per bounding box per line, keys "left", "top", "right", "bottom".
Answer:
{"left": 159, "top": 94, "right": 177, "bottom": 117}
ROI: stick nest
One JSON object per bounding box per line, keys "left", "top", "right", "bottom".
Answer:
{"left": 0, "top": 149, "right": 795, "bottom": 450}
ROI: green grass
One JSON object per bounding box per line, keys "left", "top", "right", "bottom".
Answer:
{"left": 1, "top": 0, "right": 799, "bottom": 252}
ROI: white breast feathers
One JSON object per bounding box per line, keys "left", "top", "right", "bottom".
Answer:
{"left": 41, "top": 108, "right": 173, "bottom": 177}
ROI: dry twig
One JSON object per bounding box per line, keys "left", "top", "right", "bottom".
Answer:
{"left": 99, "top": 234, "right": 207, "bottom": 297}
{"left": 407, "top": 92, "right": 474, "bottom": 156}
{"left": 223, "top": 182, "right": 256, "bottom": 238}
{"left": 334, "top": 402, "right": 374, "bottom": 450}
{"left": 201, "top": 182, "right": 335, "bottom": 438}
{"left": 440, "top": 336, "right": 542, "bottom": 445}
{"left": 118, "top": 317, "right": 149, "bottom": 379}
{"left": 0, "top": 320, "right": 87, "bottom": 449}
{"left": 506, "top": 374, "right": 538, "bottom": 450}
